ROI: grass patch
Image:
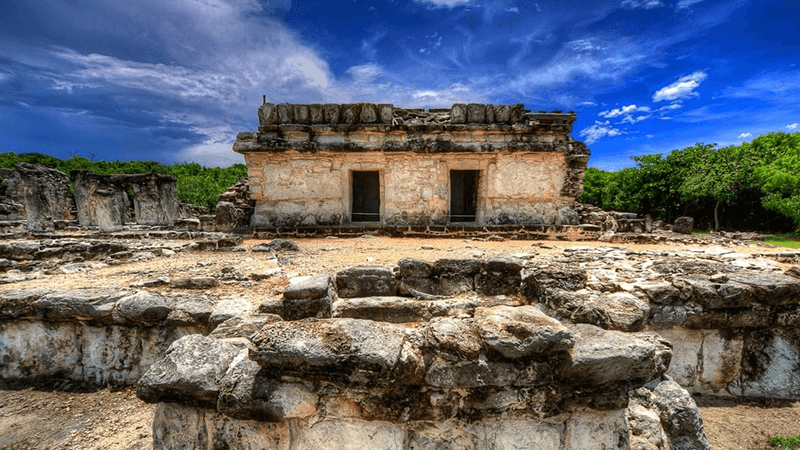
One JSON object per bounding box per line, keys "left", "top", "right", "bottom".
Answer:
{"left": 760, "top": 233, "right": 800, "bottom": 249}
{"left": 770, "top": 434, "right": 800, "bottom": 449}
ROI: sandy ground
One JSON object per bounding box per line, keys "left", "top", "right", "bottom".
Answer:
{"left": 1, "top": 235, "right": 798, "bottom": 449}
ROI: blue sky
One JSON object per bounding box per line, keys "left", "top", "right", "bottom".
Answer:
{"left": 1, "top": 0, "right": 798, "bottom": 169}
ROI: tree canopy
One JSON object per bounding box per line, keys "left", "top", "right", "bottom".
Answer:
{"left": 580, "top": 132, "right": 800, "bottom": 233}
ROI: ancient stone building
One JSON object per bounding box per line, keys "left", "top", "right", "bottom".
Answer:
{"left": 233, "top": 102, "right": 590, "bottom": 229}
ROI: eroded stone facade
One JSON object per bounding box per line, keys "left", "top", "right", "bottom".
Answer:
{"left": 234, "top": 103, "right": 590, "bottom": 228}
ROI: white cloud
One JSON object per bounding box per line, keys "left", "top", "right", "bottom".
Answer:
{"left": 599, "top": 104, "right": 651, "bottom": 118}
{"left": 659, "top": 102, "right": 683, "bottom": 111}
{"left": 177, "top": 141, "right": 245, "bottom": 167}
{"left": 506, "top": 7, "right": 520, "bottom": 13}
{"left": 579, "top": 120, "right": 624, "bottom": 144}
{"left": 621, "top": 114, "right": 649, "bottom": 124}
{"left": 622, "top": 0, "right": 664, "bottom": 9}
{"left": 580, "top": 101, "right": 597, "bottom": 107}
{"left": 786, "top": 123, "right": 799, "bottom": 130}
{"left": 346, "top": 63, "right": 384, "bottom": 82}
{"left": 652, "top": 71, "right": 707, "bottom": 102}
{"left": 412, "top": 0, "right": 473, "bottom": 8}
{"left": 566, "top": 39, "right": 600, "bottom": 52}
{"left": 738, "top": 132, "right": 752, "bottom": 139}
{"left": 676, "top": 0, "right": 704, "bottom": 8}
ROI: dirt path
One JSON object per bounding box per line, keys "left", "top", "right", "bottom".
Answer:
{"left": 0, "top": 382, "right": 153, "bottom": 450}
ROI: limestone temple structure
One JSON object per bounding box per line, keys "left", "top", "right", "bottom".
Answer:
{"left": 233, "top": 102, "right": 590, "bottom": 229}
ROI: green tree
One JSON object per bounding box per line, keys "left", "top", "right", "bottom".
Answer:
{"left": 754, "top": 133, "right": 800, "bottom": 232}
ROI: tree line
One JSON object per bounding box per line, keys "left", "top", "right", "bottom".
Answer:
{"left": 0, "top": 153, "right": 247, "bottom": 212}
{"left": 580, "top": 132, "right": 800, "bottom": 233}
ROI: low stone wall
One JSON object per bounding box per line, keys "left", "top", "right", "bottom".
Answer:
{"left": 0, "top": 288, "right": 224, "bottom": 385}
{"left": 531, "top": 246, "right": 800, "bottom": 400}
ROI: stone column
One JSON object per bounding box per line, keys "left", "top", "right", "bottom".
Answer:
{"left": 132, "top": 174, "right": 179, "bottom": 226}
{"left": 16, "top": 163, "right": 72, "bottom": 231}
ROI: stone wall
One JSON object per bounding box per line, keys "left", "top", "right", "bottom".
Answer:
{"left": 530, "top": 246, "right": 800, "bottom": 400}
{"left": 0, "top": 288, "right": 219, "bottom": 385}
{"left": 132, "top": 254, "right": 711, "bottom": 450}
{"left": 0, "top": 163, "right": 73, "bottom": 231}
{"left": 72, "top": 171, "right": 179, "bottom": 231}
{"left": 234, "top": 103, "right": 590, "bottom": 229}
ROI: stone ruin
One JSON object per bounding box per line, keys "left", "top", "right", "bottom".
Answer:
{"left": 3, "top": 236, "right": 800, "bottom": 448}
{"left": 0, "top": 162, "right": 74, "bottom": 232}
{"left": 233, "top": 102, "right": 590, "bottom": 229}
{"left": 72, "top": 170, "right": 180, "bottom": 232}
{"left": 0, "top": 163, "right": 200, "bottom": 233}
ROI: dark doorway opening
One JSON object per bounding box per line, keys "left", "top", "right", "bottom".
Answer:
{"left": 450, "top": 170, "right": 479, "bottom": 222}
{"left": 352, "top": 171, "right": 380, "bottom": 222}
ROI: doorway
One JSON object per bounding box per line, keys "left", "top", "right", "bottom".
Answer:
{"left": 450, "top": 170, "right": 479, "bottom": 222}
{"left": 351, "top": 171, "right": 380, "bottom": 222}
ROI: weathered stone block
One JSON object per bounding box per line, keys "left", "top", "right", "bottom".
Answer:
{"left": 284, "top": 275, "right": 331, "bottom": 300}
{"left": 308, "top": 104, "right": 324, "bottom": 123}
{"left": 475, "top": 305, "right": 574, "bottom": 358}
{"left": 332, "top": 297, "right": 476, "bottom": 323}
{"left": 112, "top": 291, "right": 173, "bottom": 326}
{"left": 494, "top": 105, "right": 511, "bottom": 123}
{"left": 249, "top": 318, "right": 407, "bottom": 380}
{"left": 341, "top": 104, "right": 360, "bottom": 124}
{"left": 378, "top": 104, "right": 393, "bottom": 123}
{"left": 425, "top": 317, "right": 482, "bottom": 359}
{"left": 34, "top": 288, "right": 131, "bottom": 323}
{"left": 258, "top": 103, "right": 278, "bottom": 126}
{"left": 484, "top": 104, "right": 495, "bottom": 123}
{"left": 557, "top": 324, "right": 671, "bottom": 385}
{"left": 218, "top": 351, "right": 317, "bottom": 421}
{"left": 283, "top": 295, "right": 332, "bottom": 321}
{"left": 475, "top": 257, "right": 522, "bottom": 296}
{"left": 450, "top": 104, "right": 467, "bottom": 123}
{"left": 323, "top": 103, "right": 341, "bottom": 123}
{"left": 651, "top": 378, "right": 713, "bottom": 450}
{"left": 136, "top": 335, "right": 249, "bottom": 407}
{"left": 335, "top": 266, "right": 397, "bottom": 298}
{"left": 359, "top": 103, "right": 377, "bottom": 123}
{"left": 467, "top": 103, "right": 485, "bottom": 123}
{"left": 673, "top": 216, "right": 694, "bottom": 234}
{"left": 277, "top": 103, "right": 294, "bottom": 123}
{"left": 293, "top": 104, "right": 310, "bottom": 124}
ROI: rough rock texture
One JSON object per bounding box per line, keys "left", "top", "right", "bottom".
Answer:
{"left": 1, "top": 163, "right": 73, "bottom": 231}
{"left": 282, "top": 274, "right": 334, "bottom": 320}
{"left": 138, "top": 317, "right": 706, "bottom": 450}
{"left": 672, "top": 216, "right": 695, "bottom": 234}
{"left": 0, "top": 287, "right": 217, "bottom": 385}
{"left": 72, "top": 170, "right": 179, "bottom": 229}
{"left": 534, "top": 245, "right": 800, "bottom": 399}
{"left": 135, "top": 335, "right": 250, "bottom": 407}
{"left": 214, "top": 177, "right": 255, "bottom": 231}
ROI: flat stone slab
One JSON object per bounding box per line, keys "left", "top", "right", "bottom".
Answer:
{"left": 557, "top": 324, "right": 671, "bottom": 386}
{"left": 475, "top": 305, "right": 574, "bottom": 359}
{"left": 249, "top": 318, "right": 407, "bottom": 382}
